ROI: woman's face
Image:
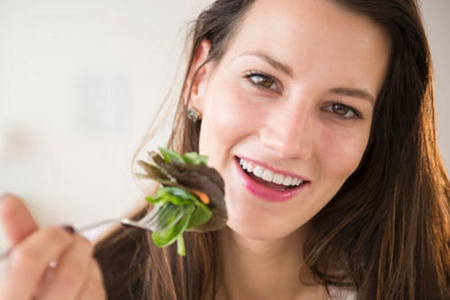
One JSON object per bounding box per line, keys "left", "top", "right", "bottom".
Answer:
{"left": 193, "top": 0, "right": 391, "bottom": 240}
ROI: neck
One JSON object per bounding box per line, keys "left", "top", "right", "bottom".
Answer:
{"left": 215, "top": 227, "right": 327, "bottom": 300}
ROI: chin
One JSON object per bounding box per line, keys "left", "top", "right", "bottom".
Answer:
{"left": 225, "top": 216, "right": 303, "bottom": 242}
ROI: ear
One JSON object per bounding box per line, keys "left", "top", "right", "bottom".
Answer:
{"left": 184, "top": 40, "right": 212, "bottom": 113}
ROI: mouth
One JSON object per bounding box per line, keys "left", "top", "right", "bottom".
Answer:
{"left": 235, "top": 156, "right": 309, "bottom": 202}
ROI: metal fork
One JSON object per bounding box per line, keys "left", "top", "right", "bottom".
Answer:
{"left": 0, "top": 203, "right": 185, "bottom": 260}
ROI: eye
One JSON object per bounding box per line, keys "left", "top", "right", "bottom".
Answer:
{"left": 244, "top": 71, "right": 280, "bottom": 92}
{"left": 324, "top": 102, "right": 362, "bottom": 120}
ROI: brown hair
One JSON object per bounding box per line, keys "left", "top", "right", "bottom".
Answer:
{"left": 94, "top": 0, "right": 450, "bottom": 299}
{"left": 95, "top": 1, "right": 255, "bottom": 299}
{"left": 304, "top": 1, "right": 450, "bottom": 299}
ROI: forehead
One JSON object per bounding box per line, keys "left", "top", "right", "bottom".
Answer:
{"left": 219, "top": 0, "right": 391, "bottom": 93}
{"left": 228, "top": 0, "right": 389, "bottom": 57}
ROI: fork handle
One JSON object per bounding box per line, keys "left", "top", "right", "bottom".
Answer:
{"left": 0, "top": 218, "right": 121, "bottom": 260}
{"left": 75, "top": 218, "right": 120, "bottom": 234}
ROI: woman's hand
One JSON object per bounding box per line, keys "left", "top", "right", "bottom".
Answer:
{"left": 0, "top": 195, "right": 106, "bottom": 300}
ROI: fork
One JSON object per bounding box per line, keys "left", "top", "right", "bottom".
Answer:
{"left": 0, "top": 202, "right": 185, "bottom": 260}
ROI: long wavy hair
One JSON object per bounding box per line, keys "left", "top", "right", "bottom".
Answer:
{"left": 94, "top": 0, "right": 450, "bottom": 299}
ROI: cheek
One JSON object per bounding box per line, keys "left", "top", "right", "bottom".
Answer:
{"left": 319, "top": 125, "right": 370, "bottom": 180}
{"left": 198, "top": 80, "right": 260, "bottom": 157}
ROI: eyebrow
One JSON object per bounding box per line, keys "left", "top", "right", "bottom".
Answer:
{"left": 330, "top": 87, "right": 376, "bottom": 105}
{"left": 241, "top": 51, "right": 294, "bottom": 77}
{"left": 241, "top": 51, "right": 376, "bottom": 105}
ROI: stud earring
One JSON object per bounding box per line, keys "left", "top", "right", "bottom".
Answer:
{"left": 187, "top": 108, "right": 201, "bottom": 123}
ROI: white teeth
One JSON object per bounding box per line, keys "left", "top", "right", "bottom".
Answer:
{"left": 253, "top": 165, "right": 263, "bottom": 177}
{"left": 239, "top": 158, "right": 304, "bottom": 187}
{"left": 273, "top": 173, "right": 284, "bottom": 185}
{"left": 247, "top": 161, "right": 255, "bottom": 172}
{"left": 262, "top": 169, "right": 273, "bottom": 181}
{"left": 241, "top": 159, "right": 254, "bottom": 172}
{"left": 283, "top": 176, "right": 293, "bottom": 186}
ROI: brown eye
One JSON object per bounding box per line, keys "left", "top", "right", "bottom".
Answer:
{"left": 251, "top": 75, "right": 275, "bottom": 88}
{"left": 245, "top": 72, "right": 279, "bottom": 91}
{"left": 333, "top": 103, "right": 352, "bottom": 116}
{"left": 324, "top": 103, "right": 362, "bottom": 120}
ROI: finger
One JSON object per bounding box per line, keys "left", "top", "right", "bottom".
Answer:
{"left": 0, "top": 227, "right": 74, "bottom": 300}
{"left": 76, "top": 259, "right": 106, "bottom": 300}
{"left": 0, "top": 194, "right": 38, "bottom": 246}
{"left": 37, "top": 235, "right": 93, "bottom": 300}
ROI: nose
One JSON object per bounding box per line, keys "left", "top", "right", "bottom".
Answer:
{"left": 259, "top": 100, "right": 314, "bottom": 159}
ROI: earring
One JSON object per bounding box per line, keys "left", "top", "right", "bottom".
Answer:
{"left": 187, "top": 108, "right": 201, "bottom": 123}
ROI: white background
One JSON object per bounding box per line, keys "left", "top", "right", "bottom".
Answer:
{"left": 0, "top": 0, "right": 449, "bottom": 250}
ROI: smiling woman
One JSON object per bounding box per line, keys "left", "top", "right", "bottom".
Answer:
{"left": 190, "top": 1, "right": 389, "bottom": 247}
{"left": 0, "top": 0, "right": 449, "bottom": 299}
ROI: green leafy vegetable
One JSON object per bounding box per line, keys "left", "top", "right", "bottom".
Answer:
{"left": 136, "top": 148, "right": 226, "bottom": 255}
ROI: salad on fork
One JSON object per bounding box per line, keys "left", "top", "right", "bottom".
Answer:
{"left": 134, "top": 147, "right": 227, "bottom": 256}
{"left": 0, "top": 148, "right": 227, "bottom": 258}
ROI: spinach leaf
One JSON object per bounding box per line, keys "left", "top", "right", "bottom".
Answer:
{"left": 136, "top": 148, "right": 227, "bottom": 256}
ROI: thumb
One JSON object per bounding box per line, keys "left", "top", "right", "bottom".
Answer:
{"left": 0, "top": 194, "right": 39, "bottom": 246}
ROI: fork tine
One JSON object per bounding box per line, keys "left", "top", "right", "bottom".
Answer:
{"left": 120, "top": 205, "right": 163, "bottom": 231}
{"left": 147, "top": 204, "right": 172, "bottom": 227}
{"left": 147, "top": 204, "right": 184, "bottom": 231}
{"left": 120, "top": 203, "right": 182, "bottom": 232}
{"left": 137, "top": 204, "right": 164, "bottom": 225}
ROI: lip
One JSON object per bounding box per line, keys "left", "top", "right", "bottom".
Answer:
{"left": 234, "top": 156, "right": 309, "bottom": 202}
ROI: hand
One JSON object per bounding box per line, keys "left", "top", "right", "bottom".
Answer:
{"left": 0, "top": 195, "right": 106, "bottom": 300}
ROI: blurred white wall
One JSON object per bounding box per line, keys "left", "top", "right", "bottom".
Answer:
{"left": 422, "top": 1, "right": 450, "bottom": 167}
{"left": 0, "top": 0, "right": 213, "bottom": 247}
{"left": 0, "top": 0, "right": 448, "bottom": 249}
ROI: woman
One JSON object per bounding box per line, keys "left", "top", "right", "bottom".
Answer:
{"left": 1, "top": 0, "right": 449, "bottom": 299}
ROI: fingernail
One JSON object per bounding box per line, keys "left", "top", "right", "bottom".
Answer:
{"left": 62, "top": 225, "right": 75, "bottom": 234}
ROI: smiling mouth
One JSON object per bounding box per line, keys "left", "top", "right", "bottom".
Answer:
{"left": 237, "top": 157, "right": 307, "bottom": 191}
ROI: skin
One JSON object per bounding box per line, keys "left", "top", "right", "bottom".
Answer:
{"left": 0, "top": 0, "right": 391, "bottom": 299}
{"left": 0, "top": 195, "right": 106, "bottom": 300}
{"left": 189, "top": 0, "right": 391, "bottom": 298}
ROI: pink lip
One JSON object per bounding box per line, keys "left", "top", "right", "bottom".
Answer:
{"left": 234, "top": 157, "right": 308, "bottom": 202}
